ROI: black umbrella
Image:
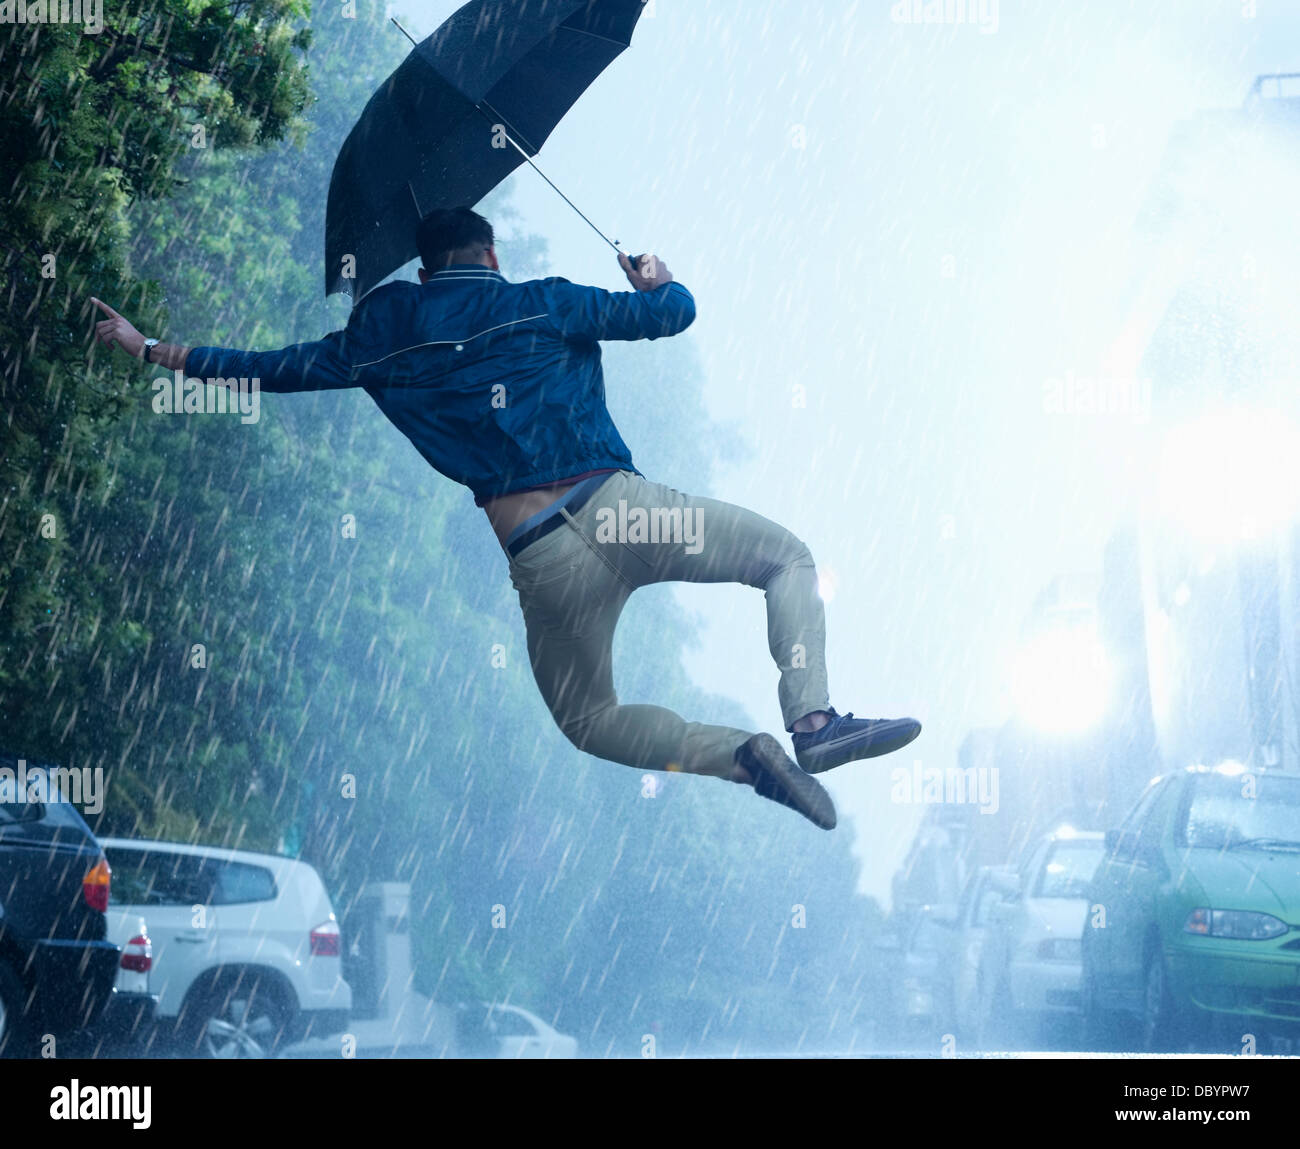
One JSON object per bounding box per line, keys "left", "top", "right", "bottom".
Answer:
{"left": 325, "top": 0, "right": 650, "bottom": 300}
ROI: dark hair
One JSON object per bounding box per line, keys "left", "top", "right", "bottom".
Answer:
{"left": 415, "top": 206, "right": 494, "bottom": 271}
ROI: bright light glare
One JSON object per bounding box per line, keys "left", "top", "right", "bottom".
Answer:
{"left": 1157, "top": 410, "right": 1300, "bottom": 546}
{"left": 1012, "top": 627, "right": 1112, "bottom": 734}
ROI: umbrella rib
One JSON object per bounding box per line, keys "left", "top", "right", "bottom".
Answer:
{"left": 558, "top": 26, "right": 634, "bottom": 50}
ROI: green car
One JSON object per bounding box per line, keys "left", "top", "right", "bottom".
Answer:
{"left": 1082, "top": 765, "right": 1300, "bottom": 1052}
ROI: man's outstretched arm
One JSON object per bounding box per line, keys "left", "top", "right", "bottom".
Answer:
{"left": 546, "top": 254, "right": 697, "bottom": 343}
{"left": 90, "top": 297, "right": 353, "bottom": 392}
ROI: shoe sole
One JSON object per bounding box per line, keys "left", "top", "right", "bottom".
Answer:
{"left": 797, "top": 718, "right": 922, "bottom": 774}
{"left": 739, "top": 733, "right": 837, "bottom": 830}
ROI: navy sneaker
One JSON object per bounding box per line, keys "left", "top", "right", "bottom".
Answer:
{"left": 736, "top": 733, "right": 837, "bottom": 830}
{"left": 791, "top": 709, "right": 921, "bottom": 774}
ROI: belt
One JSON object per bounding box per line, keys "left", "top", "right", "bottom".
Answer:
{"left": 505, "top": 475, "right": 608, "bottom": 559}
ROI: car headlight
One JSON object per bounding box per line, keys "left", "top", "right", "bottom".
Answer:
{"left": 1183, "top": 908, "right": 1288, "bottom": 940}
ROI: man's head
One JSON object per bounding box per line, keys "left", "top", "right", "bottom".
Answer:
{"left": 416, "top": 206, "right": 497, "bottom": 281}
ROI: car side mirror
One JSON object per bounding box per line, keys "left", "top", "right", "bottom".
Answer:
{"left": 990, "top": 898, "right": 1018, "bottom": 922}
{"left": 988, "top": 869, "right": 1021, "bottom": 898}
{"left": 1106, "top": 827, "right": 1147, "bottom": 862}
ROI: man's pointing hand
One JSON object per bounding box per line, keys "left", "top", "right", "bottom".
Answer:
{"left": 90, "top": 297, "right": 145, "bottom": 358}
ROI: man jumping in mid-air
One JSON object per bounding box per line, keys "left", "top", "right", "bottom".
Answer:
{"left": 91, "top": 207, "right": 920, "bottom": 828}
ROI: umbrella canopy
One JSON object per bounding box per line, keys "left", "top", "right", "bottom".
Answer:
{"left": 325, "top": 0, "right": 649, "bottom": 301}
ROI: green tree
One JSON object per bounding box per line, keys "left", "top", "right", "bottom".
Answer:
{"left": 0, "top": 3, "right": 313, "bottom": 791}
{"left": 1, "top": 0, "right": 888, "bottom": 1054}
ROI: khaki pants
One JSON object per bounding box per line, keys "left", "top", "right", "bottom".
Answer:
{"left": 507, "top": 471, "right": 829, "bottom": 779}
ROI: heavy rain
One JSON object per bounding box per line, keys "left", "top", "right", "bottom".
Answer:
{"left": 1, "top": 0, "right": 1298, "bottom": 1123}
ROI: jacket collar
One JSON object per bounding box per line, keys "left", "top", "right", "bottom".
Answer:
{"left": 427, "top": 263, "right": 505, "bottom": 282}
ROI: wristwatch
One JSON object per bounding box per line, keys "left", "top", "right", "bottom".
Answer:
{"left": 142, "top": 338, "right": 160, "bottom": 364}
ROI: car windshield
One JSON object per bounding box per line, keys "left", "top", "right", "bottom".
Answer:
{"left": 1178, "top": 772, "right": 1300, "bottom": 850}
{"left": 0, "top": 786, "right": 91, "bottom": 833}
{"left": 1034, "top": 840, "right": 1104, "bottom": 898}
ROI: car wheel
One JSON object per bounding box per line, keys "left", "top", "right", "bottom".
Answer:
{"left": 1082, "top": 969, "right": 1123, "bottom": 1052}
{"left": 976, "top": 975, "right": 1013, "bottom": 1051}
{"left": 1142, "top": 951, "right": 1184, "bottom": 1052}
{"left": 0, "top": 962, "right": 34, "bottom": 1058}
{"left": 1201, "top": 1009, "right": 1240, "bottom": 1055}
{"left": 188, "top": 981, "right": 290, "bottom": 1059}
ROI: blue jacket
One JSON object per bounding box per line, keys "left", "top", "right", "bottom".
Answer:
{"left": 185, "top": 265, "right": 697, "bottom": 504}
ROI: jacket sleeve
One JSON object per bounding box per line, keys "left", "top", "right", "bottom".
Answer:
{"left": 184, "top": 329, "right": 354, "bottom": 393}
{"left": 545, "top": 278, "right": 696, "bottom": 342}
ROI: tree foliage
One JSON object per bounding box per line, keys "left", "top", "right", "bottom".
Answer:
{"left": 1, "top": 0, "right": 885, "bottom": 1052}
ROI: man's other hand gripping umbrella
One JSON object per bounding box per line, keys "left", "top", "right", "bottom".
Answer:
{"left": 89, "top": 207, "right": 921, "bottom": 829}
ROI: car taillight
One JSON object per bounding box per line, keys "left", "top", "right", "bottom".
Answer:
{"left": 121, "top": 933, "right": 152, "bottom": 974}
{"left": 83, "top": 856, "right": 111, "bottom": 913}
{"left": 310, "top": 918, "right": 341, "bottom": 957}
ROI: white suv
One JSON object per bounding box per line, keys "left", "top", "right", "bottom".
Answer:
{"left": 100, "top": 838, "right": 351, "bottom": 1058}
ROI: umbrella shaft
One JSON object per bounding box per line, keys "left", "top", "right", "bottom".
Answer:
{"left": 493, "top": 123, "right": 624, "bottom": 256}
